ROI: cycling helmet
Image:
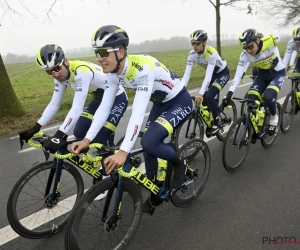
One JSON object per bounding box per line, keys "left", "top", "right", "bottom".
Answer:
{"left": 292, "top": 27, "right": 300, "bottom": 40}
{"left": 190, "top": 30, "right": 207, "bottom": 42}
{"left": 36, "top": 44, "right": 64, "bottom": 70}
{"left": 239, "top": 29, "right": 259, "bottom": 46}
{"left": 91, "top": 25, "right": 129, "bottom": 48}
{"left": 190, "top": 30, "right": 208, "bottom": 42}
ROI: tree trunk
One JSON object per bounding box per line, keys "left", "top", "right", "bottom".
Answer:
{"left": 215, "top": 0, "right": 222, "bottom": 56}
{"left": 0, "top": 54, "right": 25, "bottom": 118}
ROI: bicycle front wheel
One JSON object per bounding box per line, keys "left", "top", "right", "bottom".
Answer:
{"left": 64, "top": 177, "right": 143, "bottom": 250}
{"left": 174, "top": 113, "right": 204, "bottom": 152}
{"left": 280, "top": 92, "right": 295, "bottom": 134}
{"left": 217, "top": 100, "right": 237, "bottom": 142}
{"left": 222, "top": 116, "right": 252, "bottom": 172}
{"left": 171, "top": 139, "right": 211, "bottom": 207}
{"left": 7, "top": 161, "right": 84, "bottom": 239}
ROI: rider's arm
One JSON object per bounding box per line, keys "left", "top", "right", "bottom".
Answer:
{"left": 198, "top": 53, "right": 217, "bottom": 95}
{"left": 228, "top": 51, "right": 250, "bottom": 93}
{"left": 242, "top": 62, "right": 250, "bottom": 77}
{"left": 182, "top": 52, "right": 194, "bottom": 87}
{"left": 119, "top": 71, "right": 155, "bottom": 153}
{"left": 85, "top": 75, "right": 118, "bottom": 142}
{"left": 58, "top": 68, "right": 93, "bottom": 134}
{"left": 282, "top": 41, "right": 294, "bottom": 67}
{"left": 290, "top": 51, "right": 298, "bottom": 66}
{"left": 37, "top": 80, "right": 66, "bottom": 126}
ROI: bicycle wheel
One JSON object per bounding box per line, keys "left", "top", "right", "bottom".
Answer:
{"left": 217, "top": 100, "right": 237, "bottom": 142}
{"left": 222, "top": 116, "right": 252, "bottom": 172}
{"left": 240, "top": 92, "right": 248, "bottom": 117}
{"left": 7, "top": 161, "right": 84, "bottom": 239}
{"left": 64, "top": 177, "right": 143, "bottom": 250}
{"left": 174, "top": 112, "right": 204, "bottom": 151}
{"left": 280, "top": 92, "right": 295, "bottom": 134}
{"left": 261, "top": 102, "right": 281, "bottom": 149}
{"left": 171, "top": 139, "right": 211, "bottom": 207}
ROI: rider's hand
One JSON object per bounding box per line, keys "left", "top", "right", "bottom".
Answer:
{"left": 286, "top": 65, "right": 291, "bottom": 73}
{"left": 222, "top": 91, "right": 233, "bottom": 106}
{"left": 19, "top": 122, "right": 42, "bottom": 143}
{"left": 104, "top": 151, "right": 128, "bottom": 174}
{"left": 44, "top": 130, "right": 67, "bottom": 154}
{"left": 71, "top": 138, "right": 90, "bottom": 155}
{"left": 194, "top": 94, "right": 203, "bottom": 106}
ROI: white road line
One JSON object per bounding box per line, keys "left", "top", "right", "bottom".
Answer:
{"left": 0, "top": 96, "right": 287, "bottom": 246}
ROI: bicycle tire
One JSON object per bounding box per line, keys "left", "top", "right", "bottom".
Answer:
{"left": 280, "top": 92, "right": 295, "bottom": 134}
{"left": 64, "top": 177, "right": 143, "bottom": 250}
{"left": 216, "top": 100, "right": 238, "bottom": 142}
{"left": 261, "top": 102, "right": 281, "bottom": 149}
{"left": 171, "top": 139, "right": 211, "bottom": 207}
{"left": 222, "top": 116, "right": 252, "bottom": 172}
{"left": 7, "top": 161, "right": 84, "bottom": 239}
{"left": 174, "top": 113, "right": 204, "bottom": 152}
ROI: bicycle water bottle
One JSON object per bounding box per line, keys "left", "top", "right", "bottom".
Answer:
{"left": 257, "top": 107, "right": 264, "bottom": 127}
{"left": 157, "top": 159, "right": 167, "bottom": 181}
{"left": 296, "top": 91, "right": 300, "bottom": 104}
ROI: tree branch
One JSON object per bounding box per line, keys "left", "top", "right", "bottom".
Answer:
{"left": 208, "top": 0, "right": 216, "bottom": 8}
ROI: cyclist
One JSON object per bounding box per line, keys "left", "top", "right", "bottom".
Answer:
{"left": 183, "top": 29, "right": 230, "bottom": 135}
{"left": 223, "top": 29, "right": 286, "bottom": 136}
{"left": 71, "top": 25, "right": 193, "bottom": 196}
{"left": 19, "top": 45, "right": 128, "bottom": 198}
{"left": 283, "top": 27, "right": 300, "bottom": 73}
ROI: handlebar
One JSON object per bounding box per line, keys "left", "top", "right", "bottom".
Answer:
{"left": 26, "top": 132, "right": 140, "bottom": 177}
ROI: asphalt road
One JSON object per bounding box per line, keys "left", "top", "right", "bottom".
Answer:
{"left": 1, "top": 78, "right": 300, "bottom": 250}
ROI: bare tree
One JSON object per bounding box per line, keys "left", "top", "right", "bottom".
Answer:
{"left": 208, "top": 0, "right": 258, "bottom": 56}
{"left": 261, "top": 0, "right": 300, "bottom": 26}
{"left": 0, "top": 0, "right": 62, "bottom": 118}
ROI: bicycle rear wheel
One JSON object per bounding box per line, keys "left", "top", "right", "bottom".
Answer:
{"left": 7, "top": 161, "right": 83, "bottom": 239}
{"left": 222, "top": 116, "right": 252, "bottom": 172}
{"left": 280, "top": 92, "right": 295, "bottom": 134}
{"left": 64, "top": 177, "right": 143, "bottom": 250}
{"left": 171, "top": 139, "right": 211, "bottom": 207}
{"left": 217, "top": 100, "right": 237, "bottom": 142}
{"left": 174, "top": 112, "right": 204, "bottom": 151}
{"left": 261, "top": 102, "right": 281, "bottom": 149}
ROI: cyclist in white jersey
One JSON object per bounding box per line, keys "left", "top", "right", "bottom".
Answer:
{"left": 71, "top": 25, "right": 193, "bottom": 197}
{"left": 222, "top": 29, "right": 286, "bottom": 136}
{"left": 19, "top": 44, "right": 128, "bottom": 154}
{"left": 282, "top": 27, "right": 300, "bottom": 73}
{"left": 183, "top": 29, "right": 230, "bottom": 135}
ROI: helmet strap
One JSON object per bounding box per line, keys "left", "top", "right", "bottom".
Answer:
{"left": 63, "top": 61, "right": 71, "bottom": 80}
{"left": 111, "top": 47, "right": 127, "bottom": 74}
{"left": 197, "top": 44, "right": 206, "bottom": 55}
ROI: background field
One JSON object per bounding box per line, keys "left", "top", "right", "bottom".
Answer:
{"left": 1, "top": 43, "right": 288, "bottom": 136}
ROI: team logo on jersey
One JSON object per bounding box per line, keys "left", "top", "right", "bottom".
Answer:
{"left": 162, "top": 80, "right": 174, "bottom": 89}
{"left": 132, "top": 61, "right": 143, "bottom": 72}
{"left": 138, "top": 74, "right": 148, "bottom": 85}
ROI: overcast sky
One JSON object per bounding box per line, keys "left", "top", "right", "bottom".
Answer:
{"left": 0, "top": 0, "right": 294, "bottom": 56}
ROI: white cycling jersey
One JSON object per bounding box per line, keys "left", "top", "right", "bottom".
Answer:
{"left": 183, "top": 46, "right": 227, "bottom": 95}
{"left": 85, "top": 54, "right": 185, "bottom": 153}
{"left": 229, "top": 33, "right": 285, "bottom": 93}
{"left": 282, "top": 39, "right": 300, "bottom": 67}
{"left": 37, "top": 60, "right": 125, "bottom": 134}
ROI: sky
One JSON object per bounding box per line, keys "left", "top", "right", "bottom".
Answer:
{"left": 0, "top": 0, "right": 294, "bottom": 56}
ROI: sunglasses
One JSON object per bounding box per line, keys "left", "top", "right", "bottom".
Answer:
{"left": 243, "top": 43, "right": 255, "bottom": 50}
{"left": 293, "top": 37, "right": 300, "bottom": 41}
{"left": 94, "top": 48, "right": 120, "bottom": 59}
{"left": 191, "top": 40, "right": 202, "bottom": 46}
{"left": 45, "top": 59, "right": 64, "bottom": 75}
